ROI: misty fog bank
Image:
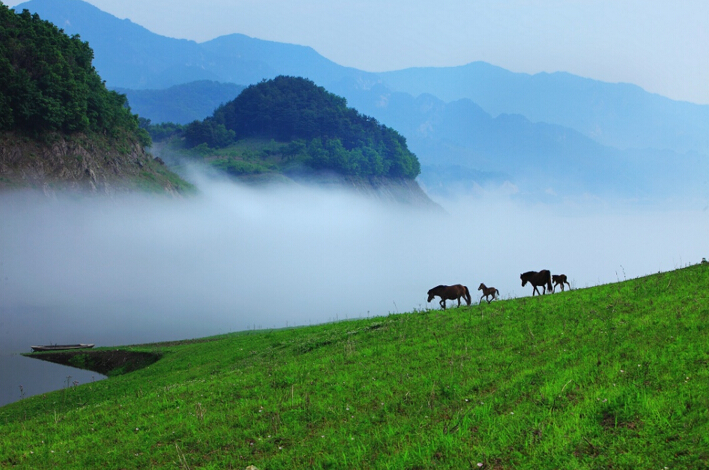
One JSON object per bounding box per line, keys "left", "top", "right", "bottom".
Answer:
{"left": 1, "top": 179, "right": 707, "bottom": 353}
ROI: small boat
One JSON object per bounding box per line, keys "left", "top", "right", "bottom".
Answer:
{"left": 31, "top": 344, "right": 95, "bottom": 352}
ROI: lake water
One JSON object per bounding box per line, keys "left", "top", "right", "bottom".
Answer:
{"left": 0, "top": 301, "right": 233, "bottom": 407}
{"left": 1, "top": 183, "right": 706, "bottom": 408}
{"left": 0, "top": 354, "right": 106, "bottom": 407}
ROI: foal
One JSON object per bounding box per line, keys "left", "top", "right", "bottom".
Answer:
{"left": 478, "top": 283, "right": 499, "bottom": 304}
{"left": 552, "top": 274, "right": 571, "bottom": 292}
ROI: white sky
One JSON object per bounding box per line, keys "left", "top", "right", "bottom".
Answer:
{"left": 5, "top": 0, "right": 709, "bottom": 104}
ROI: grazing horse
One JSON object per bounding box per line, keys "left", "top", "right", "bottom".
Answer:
{"left": 552, "top": 274, "right": 571, "bottom": 292}
{"left": 427, "top": 284, "right": 471, "bottom": 310}
{"left": 520, "top": 270, "right": 553, "bottom": 296}
{"left": 478, "top": 283, "right": 499, "bottom": 304}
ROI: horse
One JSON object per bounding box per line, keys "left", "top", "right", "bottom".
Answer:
{"left": 520, "top": 270, "right": 553, "bottom": 296}
{"left": 552, "top": 274, "right": 571, "bottom": 292}
{"left": 427, "top": 284, "right": 471, "bottom": 310}
{"left": 478, "top": 283, "right": 499, "bottom": 304}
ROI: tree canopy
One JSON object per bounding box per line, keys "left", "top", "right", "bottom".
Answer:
{"left": 184, "top": 76, "right": 420, "bottom": 179}
{"left": 0, "top": 5, "right": 147, "bottom": 144}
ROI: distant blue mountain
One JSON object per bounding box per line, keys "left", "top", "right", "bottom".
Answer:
{"left": 16, "top": 0, "right": 705, "bottom": 153}
{"left": 115, "top": 81, "right": 245, "bottom": 125}
{"left": 12, "top": 0, "right": 708, "bottom": 201}
{"left": 378, "top": 63, "right": 709, "bottom": 154}
{"left": 13, "top": 0, "right": 374, "bottom": 89}
{"left": 329, "top": 81, "right": 707, "bottom": 199}
{"left": 199, "top": 34, "right": 374, "bottom": 88}
{"left": 13, "top": 0, "right": 214, "bottom": 89}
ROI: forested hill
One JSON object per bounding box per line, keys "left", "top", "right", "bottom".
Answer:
{"left": 183, "top": 76, "right": 421, "bottom": 180}
{"left": 0, "top": 5, "right": 189, "bottom": 194}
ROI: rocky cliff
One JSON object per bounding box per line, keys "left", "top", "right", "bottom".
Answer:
{"left": 291, "top": 173, "right": 442, "bottom": 209}
{"left": 0, "top": 132, "right": 191, "bottom": 196}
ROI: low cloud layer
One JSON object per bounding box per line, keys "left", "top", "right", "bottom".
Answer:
{"left": 1, "top": 177, "right": 706, "bottom": 352}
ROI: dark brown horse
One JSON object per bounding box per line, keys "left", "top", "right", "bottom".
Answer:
{"left": 520, "top": 270, "right": 553, "bottom": 296}
{"left": 427, "top": 284, "right": 471, "bottom": 310}
{"left": 552, "top": 274, "right": 571, "bottom": 292}
{"left": 478, "top": 283, "right": 499, "bottom": 304}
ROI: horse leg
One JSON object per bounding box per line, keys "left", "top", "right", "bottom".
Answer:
{"left": 440, "top": 298, "right": 446, "bottom": 310}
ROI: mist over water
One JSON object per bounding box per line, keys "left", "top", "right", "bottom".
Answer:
{"left": 1, "top": 177, "right": 707, "bottom": 357}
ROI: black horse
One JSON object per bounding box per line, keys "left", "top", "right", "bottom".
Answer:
{"left": 478, "top": 283, "right": 499, "bottom": 304}
{"left": 427, "top": 284, "right": 471, "bottom": 310}
{"left": 552, "top": 274, "right": 571, "bottom": 292}
{"left": 520, "top": 270, "right": 553, "bottom": 296}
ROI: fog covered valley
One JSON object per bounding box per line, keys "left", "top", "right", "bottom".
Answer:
{"left": 2, "top": 174, "right": 707, "bottom": 347}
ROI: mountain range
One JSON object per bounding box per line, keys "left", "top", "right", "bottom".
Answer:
{"left": 13, "top": 0, "right": 709, "bottom": 202}
{"left": 113, "top": 81, "right": 245, "bottom": 126}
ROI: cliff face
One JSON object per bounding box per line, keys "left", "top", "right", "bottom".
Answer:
{"left": 0, "top": 132, "right": 190, "bottom": 196}
{"left": 152, "top": 142, "right": 441, "bottom": 209}
{"left": 320, "top": 175, "right": 441, "bottom": 209}
{"left": 270, "top": 171, "right": 442, "bottom": 210}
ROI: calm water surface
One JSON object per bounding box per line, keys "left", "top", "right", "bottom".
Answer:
{"left": 0, "top": 354, "right": 106, "bottom": 407}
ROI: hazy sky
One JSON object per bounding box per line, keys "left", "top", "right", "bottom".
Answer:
{"left": 5, "top": 0, "right": 709, "bottom": 104}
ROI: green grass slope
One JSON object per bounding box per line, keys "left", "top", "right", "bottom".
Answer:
{"left": 2, "top": 264, "right": 708, "bottom": 469}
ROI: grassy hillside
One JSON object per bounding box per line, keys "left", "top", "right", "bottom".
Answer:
{"left": 1, "top": 263, "right": 708, "bottom": 469}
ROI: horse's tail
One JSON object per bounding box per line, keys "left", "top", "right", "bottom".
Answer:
{"left": 495, "top": 288, "right": 500, "bottom": 299}
{"left": 464, "top": 286, "right": 471, "bottom": 305}
{"left": 546, "top": 271, "right": 553, "bottom": 292}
